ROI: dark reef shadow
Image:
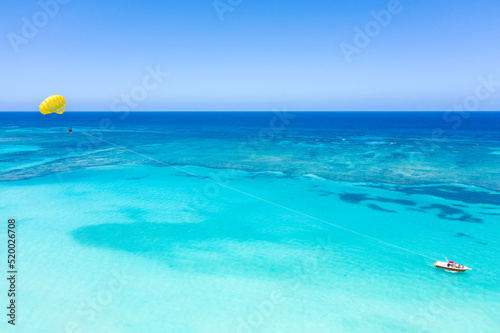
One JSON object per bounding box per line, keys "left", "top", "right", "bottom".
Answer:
{"left": 364, "top": 184, "right": 500, "bottom": 206}
{"left": 69, "top": 220, "right": 337, "bottom": 277}
{"left": 367, "top": 204, "right": 397, "bottom": 213}
{"left": 421, "top": 204, "right": 483, "bottom": 223}
{"left": 338, "top": 193, "right": 370, "bottom": 204}
{"left": 455, "top": 232, "right": 472, "bottom": 239}
{"left": 309, "top": 189, "right": 335, "bottom": 197}
{"left": 338, "top": 192, "right": 416, "bottom": 213}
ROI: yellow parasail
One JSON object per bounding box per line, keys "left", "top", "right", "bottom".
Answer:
{"left": 39, "top": 95, "right": 66, "bottom": 115}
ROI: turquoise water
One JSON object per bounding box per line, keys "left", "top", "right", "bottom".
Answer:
{"left": 1, "top": 112, "right": 499, "bottom": 332}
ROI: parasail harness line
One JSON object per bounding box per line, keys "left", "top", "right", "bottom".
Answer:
{"left": 74, "top": 128, "right": 439, "bottom": 262}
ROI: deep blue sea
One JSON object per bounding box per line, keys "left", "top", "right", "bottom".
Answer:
{"left": 1, "top": 112, "right": 499, "bottom": 332}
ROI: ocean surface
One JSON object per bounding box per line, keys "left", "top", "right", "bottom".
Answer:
{"left": 0, "top": 112, "right": 499, "bottom": 332}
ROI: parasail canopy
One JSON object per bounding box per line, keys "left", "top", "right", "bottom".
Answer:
{"left": 39, "top": 95, "right": 66, "bottom": 115}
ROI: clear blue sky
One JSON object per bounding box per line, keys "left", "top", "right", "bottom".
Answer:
{"left": 1, "top": 0, "right": 500, "bottom": 111}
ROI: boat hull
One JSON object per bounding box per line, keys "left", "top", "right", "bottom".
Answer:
{"left": 434, "top": 261, "right": 470, "bottom": 272}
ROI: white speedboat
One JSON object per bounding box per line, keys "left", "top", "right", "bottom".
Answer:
{"left": 434, "top": 260, "right": 471, "bottom": 272}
